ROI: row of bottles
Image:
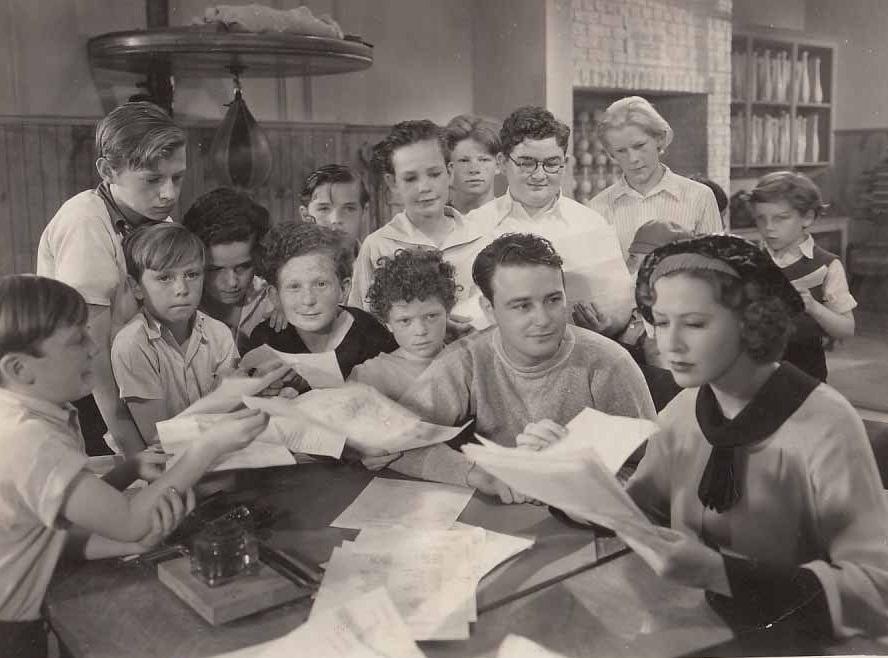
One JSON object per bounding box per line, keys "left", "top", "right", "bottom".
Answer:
{"left": 731, "top": 111, "right": 822, "bottom": 165}
{"left": 572, "top": 109, "right": 621, "bottom": 203}
{"left": 731, "top": 49, "right": 825, "bottom": 104}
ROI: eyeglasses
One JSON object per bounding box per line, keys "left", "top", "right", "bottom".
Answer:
{"left": 507, "top": 154, "right": 565, "bottom": 174}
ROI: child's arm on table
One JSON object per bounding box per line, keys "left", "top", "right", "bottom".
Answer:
{"left": 65, "top": 488, "right": 195, "bottom": 560}
{"left": 58, "top": 408, "right": 268, "bottom": 543}
{"left": 86, "top": 304, "right": 146, "bottom": 455}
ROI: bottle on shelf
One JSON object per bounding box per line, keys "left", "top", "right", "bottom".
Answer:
{"left": 811, "top": 56, "right": 824, "bottom": 104}
{"left": 808, "top": 114, "right": 820, "bottom": 162}
{"left": 798, "top": 51, "right": 811, "bottom": 103}
{"left": 795, "top": 114, "right": 808, "bottom": 163}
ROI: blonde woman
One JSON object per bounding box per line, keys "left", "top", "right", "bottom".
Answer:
{"left": 587, "top": 96, "right": 723, "bottom": 257}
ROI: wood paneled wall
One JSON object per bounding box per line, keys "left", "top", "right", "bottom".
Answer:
{"left": 819, "top": 129, "right": 888, "bottom": 226}
{"left": 0, "top": 117, "right": 391, "bottom": 275}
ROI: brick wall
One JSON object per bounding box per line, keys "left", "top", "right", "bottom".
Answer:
{"left": 571, "top": 0, "right": 733, "bottom": 190}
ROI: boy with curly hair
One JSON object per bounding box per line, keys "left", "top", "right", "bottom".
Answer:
{"left": 244, "top": 221, "right": 396, "bottom": 378}
{"left": 349, "top": 249, "right": 457, "bottom": 400}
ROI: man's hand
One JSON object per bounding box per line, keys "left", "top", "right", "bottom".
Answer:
{"left": 131, "top": 445, "right": 170, "bottom": 482}
{"left": 466, "top": 464, "right": 537, "bottom": 504}
{"left": 572, "top": 301, "right": 607, "bottom": 333}
{"left": 132, "top": 487, "right": 195, "bottom": 553}
{"left": 516, "top": 419, "right": 568, "bottom": 451}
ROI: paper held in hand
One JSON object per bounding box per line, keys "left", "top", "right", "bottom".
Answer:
{"left": 547, "top": 229, "right": 633, "bottom": 319}
{"left": 239, "top": 344, "right": 344, "bottom": 389}
{"left": 462, "top": 407, "right": 660, "bottom": 530}
{"left": 156, "top": 413, "right": 296, "bottom": 471}
{"left": 259, "top": 383, "right": 470, "bottom": 455}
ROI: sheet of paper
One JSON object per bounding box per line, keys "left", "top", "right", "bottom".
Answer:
{"left": 351, "top": 527, "right": 483, "bottom": 621}
{"left": 554, "top": 407, "right": 659, "bottom": 473}
{"left": 331, "top": 478, "right": 474, "bottom": 530}
{"left": 462, "top": 443, "right": 649, "bottom": 530}
{"left": 348, "top": 419, "right": 473, "bottom": 454}
{"left": 243, "top": 397, "right": 347, "bottom": 458}
{"left": 256, "top": 587, "right": 425, "bottom": 658}
{"left": 157, "top": 414, "right": 295, "bottom": 471}
{"left": 547, "top": 229, "right": 633, "bottom": 321}
{"left": 450, "top": 522, "right": 535, "bottom": 581}
{"left": 240, "top": 345, "right": 345, "bottom": 389}
{"left": 312, "top": 536, "right": 477, "bottom": 640}
{"left": 497, "top": 635, "right": 570, "bottom": 658}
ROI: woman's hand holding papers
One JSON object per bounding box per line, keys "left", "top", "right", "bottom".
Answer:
{"left": 515, "top": 420, "right": 568, "bottom": 451}
{"left": 609, "top": 518, "right": 731, "bottom": 596}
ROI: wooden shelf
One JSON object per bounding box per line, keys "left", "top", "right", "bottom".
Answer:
{"left": 731, "top": 28, "right": 835, "bottom": 173}
{"left": 87, "top": 27, "right": 374, "bottom": 78}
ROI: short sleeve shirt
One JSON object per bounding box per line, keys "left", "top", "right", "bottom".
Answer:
{"left": 0, "top": 389, "right": 88, "bottom": 620}
{"left": 111, "top": 310, "right": 239, "bottom": 440}
{"left": 37, "top": 189, "right": 171, "bottom": 337}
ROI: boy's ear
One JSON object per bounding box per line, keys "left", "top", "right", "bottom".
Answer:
{"left": 496, "top": 152, "right": 508, "bottom": 170}
{"left": 802, "top": 210, "right": 816, "bottom": 227}
{"left": 0, "top": 353, "right": 32, "bottom": 387}
{"left": 298, "top": 205, "right": 312, "bottom": 223}
{"left": 479, "top": 294, "right": 496, "bottom": 327}
{"left": 96, "top": 157, "right": 116, "bottom": 183}
{"left": 383, "top": 173, "right": 397, "bottom": 194}
{"left": 339, "top": 277, "right": 352, "bottom": 304}
{"left": 128, "top": 274, "right": 144, "bottom": 302}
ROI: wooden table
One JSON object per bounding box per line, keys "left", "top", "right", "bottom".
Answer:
{"left": 45, "top": 463, "right": 888, "bottom": 658}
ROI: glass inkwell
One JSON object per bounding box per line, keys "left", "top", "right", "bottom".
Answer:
{"left": 190, "top": 505, "right": 259, "bottom": 587}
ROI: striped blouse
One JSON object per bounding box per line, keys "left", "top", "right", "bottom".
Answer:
{"left": 586, "top": 166, "right": 724, "bottom": 257}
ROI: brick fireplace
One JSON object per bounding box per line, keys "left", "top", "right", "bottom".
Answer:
{"left": 570, "top": 0, "right": 733, "bottom": 192}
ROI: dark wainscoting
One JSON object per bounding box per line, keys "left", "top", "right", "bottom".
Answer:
{"left": 0, "top": 117, "right": 392, "bottom": 275}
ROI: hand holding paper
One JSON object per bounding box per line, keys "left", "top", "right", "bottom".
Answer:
{"left": 240, "top": 344, "right": 344, "bottom": 389}
{"left": 608, "top": 518, "right": 731, "bottom": 595}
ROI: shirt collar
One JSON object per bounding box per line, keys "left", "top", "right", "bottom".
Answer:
{"left": 140, "top": 308, "right": 206, "bottom": 344}
{"left": 96, "top": 183, "right": 169, "bottom": 236}
{"left": 492, "top": 188, "right": 562, "bottom": 225}
{"left": 765, "top": 233, "right": 815, "bottom": 263}
{"left": 0, "top": 387, "right": 80, "bottom": 430}
{"left": 614, "top": 165, "right": 683, "bottom": 201}
{"left": 379, "top": 206, "right": 484, "bottom": 249}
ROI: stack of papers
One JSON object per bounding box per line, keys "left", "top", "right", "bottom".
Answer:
{"left": 312, "top": 526, "right": 533, "bottom": 641}
{"left": 462, "top": 408, "right": 659, "bottom": 530}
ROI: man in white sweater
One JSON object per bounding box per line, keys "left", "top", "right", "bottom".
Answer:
{"left": 387, "top": 233, "right": 656, "bottom": 502}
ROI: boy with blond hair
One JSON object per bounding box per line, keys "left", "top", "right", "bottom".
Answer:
{"left": 38, "top": 101, "right": 187, "bottom": 455}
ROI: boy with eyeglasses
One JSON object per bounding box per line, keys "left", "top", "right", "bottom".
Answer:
{"left": 468, "top": 106, "right": 633, "bottom": 337}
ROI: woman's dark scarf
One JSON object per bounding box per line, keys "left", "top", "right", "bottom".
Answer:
{"left": 696, "top": 362, "right": 819, "bottom": 512}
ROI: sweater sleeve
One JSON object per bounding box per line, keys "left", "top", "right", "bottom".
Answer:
{"left": 388, "top": 347, "right": 476, "bottom": 486}
{"left": 797, "top": 400, "right": 888, "bottom": 637}
{"left": 589, "top": 338, "right": 657, "bottom": 421}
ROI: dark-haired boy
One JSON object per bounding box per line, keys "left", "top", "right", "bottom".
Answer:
{"left": 37, "top": 101, "right": 187, "bottom": 455}
{"left": 468, "top": 106, "right": 633, "bottom": 338}
{"left": 387, "top": 233, "right": 655, "bottom": 502}
{"left": 299, "top": 164, "right": 370, "bottom": 247}
{"left": 182, "top": 187, "right": 280, "bottom": 352}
